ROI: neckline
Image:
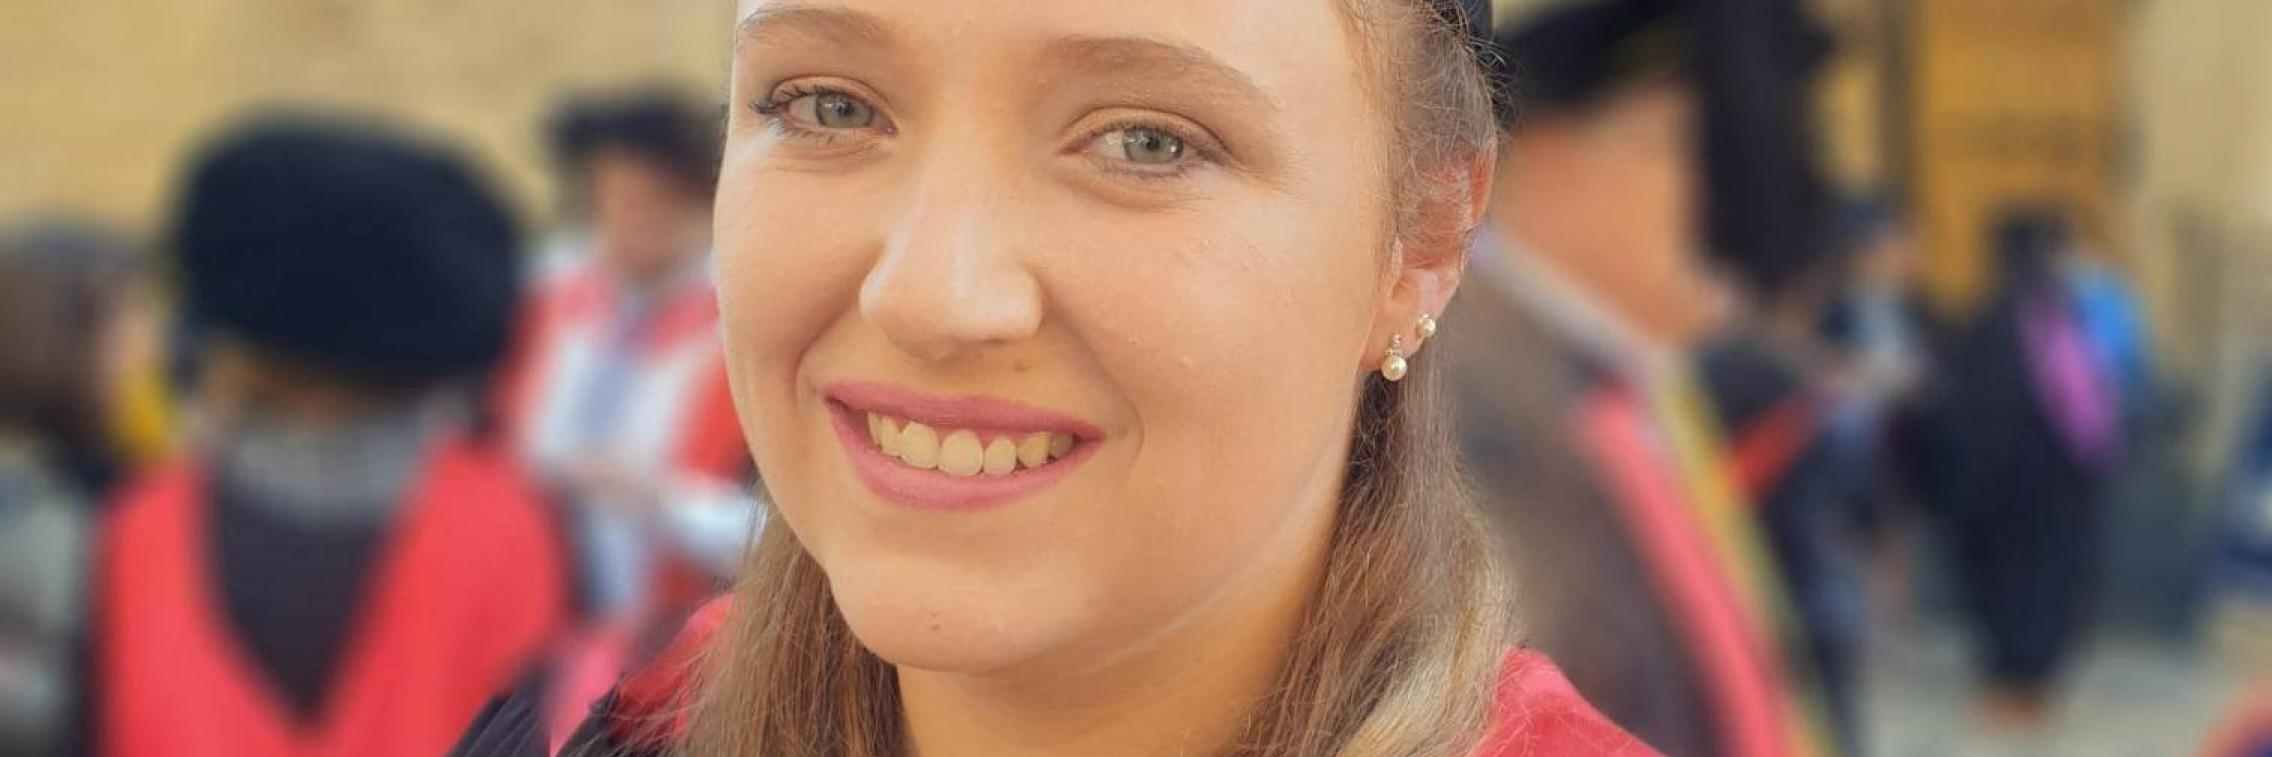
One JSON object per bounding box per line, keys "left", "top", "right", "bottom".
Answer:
{"left": 178, "top": 440, "right": 449, "bottom": 740}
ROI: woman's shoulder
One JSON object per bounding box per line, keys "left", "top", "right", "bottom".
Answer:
{"left": 1479, "top": 650, "right": 1662, "bottom": 757}
{"left": 452, "top": 598, "right": 732, "bottom": 757}
{"left": 470, "top": 600, "right": 1658, "bottom": 757}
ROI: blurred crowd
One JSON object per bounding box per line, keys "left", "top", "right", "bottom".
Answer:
{"left": 0, "top": 89, "right": 759, "bottom": 756}
{"left": 4, "top": 0, "right": 2272, "bottom": 756}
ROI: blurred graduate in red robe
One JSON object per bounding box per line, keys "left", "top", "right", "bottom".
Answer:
{"left": 85, "top": 116, "right": 569, "bottom": 757}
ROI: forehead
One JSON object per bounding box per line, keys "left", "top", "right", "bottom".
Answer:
{"left": 733, "top": 0, "right": 1372, "bottom": 106}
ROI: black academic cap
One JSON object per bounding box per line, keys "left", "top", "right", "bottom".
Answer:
{"left": 172, "top": 115, "right": 523, "bottom": 381}
{"left": 1493, "top": 0, "right": 1688, "bottom": 120}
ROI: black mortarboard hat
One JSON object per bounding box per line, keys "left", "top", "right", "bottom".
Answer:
{"left": 1493, "top": 0, "right": 1688, "bottom": 121}
{"left": 173, "top": 115, "right": 523, "bottom": 381}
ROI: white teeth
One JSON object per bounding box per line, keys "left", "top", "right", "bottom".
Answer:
{"left": 938, "top": 430, "right": 985, "bottom": 476}
{"left": 863, "top": 411, "right": 1081, "bottom": 476}
{"left": 898, "top": 422, "right": 940, "bottom": 470}
{"left": 982, "top": 438, "right": 1018, "bottom": 476}
{"left": 1016, "top": 433, "right": 1051, "bottom": 469}
{"left": 876, "top": 415, "right": 902, "bottom": 457}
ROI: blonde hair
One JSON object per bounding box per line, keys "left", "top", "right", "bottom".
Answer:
{"left": 679, "top": 2, "right": 1507, "bottom": 754}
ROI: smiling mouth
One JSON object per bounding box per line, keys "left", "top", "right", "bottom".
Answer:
{"left": 823, "top": 381, "right": 1101, "bottom": 511}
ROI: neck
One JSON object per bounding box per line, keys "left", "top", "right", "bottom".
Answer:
{"left": 896, "top": 494, "right": 1333, "bottom": 757}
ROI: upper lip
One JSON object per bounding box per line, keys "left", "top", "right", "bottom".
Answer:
{"left": 822, "top": 380, "right": 1104, "bottom": 440}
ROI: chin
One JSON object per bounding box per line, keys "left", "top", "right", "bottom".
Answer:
{"left": 823, "top": 556, "right": 1083, "bottom": 676}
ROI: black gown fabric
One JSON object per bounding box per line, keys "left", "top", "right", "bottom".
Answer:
{"left": 210, "top": 480, "right": 389, "bottom": 718}
{"left": 1928, "top": 284, "right": 2109, "bottom": 686}
{"left": 452, "top": 672, "right": 647, "bottom": 757}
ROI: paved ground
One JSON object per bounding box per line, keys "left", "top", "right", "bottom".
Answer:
{"left": 1860, "top": 619, "right": 2246, "bottom": 757}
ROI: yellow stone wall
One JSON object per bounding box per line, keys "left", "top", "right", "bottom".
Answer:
{"left": 2125, "top": 0, "right": 2272, "bottom": 475}
{"left": 1905, "top": 0, "right": 2123, "bottom": 314}
{"left": 0, "top": 0, "right": 734, "bottom": 232}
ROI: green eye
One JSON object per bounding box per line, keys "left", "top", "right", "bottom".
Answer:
{"left": 811, "top": 91, "right": 874, "bottom": 129}
{"left": 1111, "top": 127, "right": 1185, "bottom": 165}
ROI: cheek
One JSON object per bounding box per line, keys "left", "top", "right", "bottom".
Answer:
{"left": 1040, "top": 190, "right": 1381, "bottom": 569}
{"left": 712, "top": 154, "right": 874, "bottom": 483}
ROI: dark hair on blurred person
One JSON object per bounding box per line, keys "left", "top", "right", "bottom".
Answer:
{"left": 1830, "top": 195, "right": 1904, "bottom": 255}
{"left": 1991, "top": 203, "right": 2073, "bottom": 289}
{"left": 1489, "top": 0, "right": 1687, "bottom": 129}
{"left": 0, "top": 220, "right": 144, "bottom": 473}
{"left": 546, "top": 86, "right": 724, "bottom": 207}
{"left": 172, "top": 114, "right": 524, "bottom": 397}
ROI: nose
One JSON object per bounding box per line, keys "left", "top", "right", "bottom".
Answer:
{"left": 861, "top": 167, "right": 1044, "bottom": 363}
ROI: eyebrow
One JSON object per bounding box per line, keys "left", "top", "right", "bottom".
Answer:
{"left": 1039, "top": 36, "right": 1280, "bottom": 114}
{"left": 734, "top": 4, "right": 892, "bottom": 52}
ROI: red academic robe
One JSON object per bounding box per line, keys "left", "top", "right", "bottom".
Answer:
{"left": 95, "top": 438, "right": 567, "bottom": 757}
{"left": 494, "top": 259, "right": 750, "bottom": 749}
{"left": 520, "top": 597, "right": 1660, "bottom": 757}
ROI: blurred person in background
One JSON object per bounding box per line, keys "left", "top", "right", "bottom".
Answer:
{"left": 2209, "top": 371, "right": 2272, "bottom": 757}
{"left": 1925, "top": 207, "right": 2122, "bottom": 739}
{"left": 0, "top": 221, "right": 157, "bottom": 756}
{"left": 493, "top": 86, "right": 756, "bottom": 748}
{"left": 2057, "top": 235, "right": 2156, "bottom": 429}
{"left": 1443, "top": 1, "right": 1816, "bottom": 754}
{"left": 1697, "top": 259, "right": 1874, "bottom": 756}
{"left": 1820, "top": 199, "right": 1928, "bottom": 444}
{"left": 1816, "top": 199, "right": 1934, "bottom": 630}
{"left": 0, "top": 222, "right": 167, "bottom": 503}
{"left": 85, "top": 117, "right": 568, "bottom": 757}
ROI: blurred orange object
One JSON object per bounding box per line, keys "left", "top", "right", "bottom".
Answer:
{"left": 2203, "top": 686, "right": 2272, "bottom": 757}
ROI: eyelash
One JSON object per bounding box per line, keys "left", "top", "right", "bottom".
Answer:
{"left": 749, "top": 84, "right": 849, "bottom": 144}
{"left": 1076, "top": 118, "right": 1220, "bottom": 181}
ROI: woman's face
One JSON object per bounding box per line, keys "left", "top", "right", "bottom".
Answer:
{"left": 719, "top": 0, "right": 1435, "bottom": 675}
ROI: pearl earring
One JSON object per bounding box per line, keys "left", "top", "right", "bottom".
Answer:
{"left": 1381, "top": 335, "right": 1409, "bottom": 382}
{"left": 1417, "top": 313, "right": 1438, "bottom": 340}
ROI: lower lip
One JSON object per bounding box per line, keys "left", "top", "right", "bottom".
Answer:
{"left": 828, "top": 403, "right": 1098, "bottom": 512}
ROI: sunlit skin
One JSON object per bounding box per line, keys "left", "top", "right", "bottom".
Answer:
{"left": 1489, "top": 82, "right": 1720, "bottom": 348}
{"left": 714, "top": 0, "right": 1473, "bottom": 753}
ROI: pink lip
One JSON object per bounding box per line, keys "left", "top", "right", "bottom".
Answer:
{"left": 823, "top": 381, "right": 1103, "bottom": 512}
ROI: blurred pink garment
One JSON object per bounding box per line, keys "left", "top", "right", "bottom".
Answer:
{"left": 2020, "top": 292, "right": 2121, "bottom": 469}
{"left": 1478, "top": 650, "right": 1664, "bottom": 756}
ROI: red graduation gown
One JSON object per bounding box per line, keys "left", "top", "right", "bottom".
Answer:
{"left": 96, "top": 438, "right": 567, "bottom": 757}
{"left": 560, "top": 598, "right": 1660, "bottom": 756}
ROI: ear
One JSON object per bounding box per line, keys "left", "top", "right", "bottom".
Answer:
{"left": 1366, "top": 148, "right": 1497, "bottom": 371}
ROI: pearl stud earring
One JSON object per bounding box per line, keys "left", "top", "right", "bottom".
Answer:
{"left": 1417, "top": 313, "right": 1438, "bottom": 340}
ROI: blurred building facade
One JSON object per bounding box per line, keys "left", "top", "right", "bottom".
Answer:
{"left": 0, "top": 0, "right": 733, "bottom": 229}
